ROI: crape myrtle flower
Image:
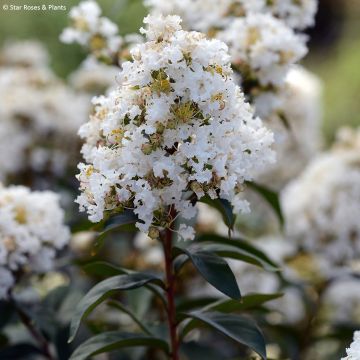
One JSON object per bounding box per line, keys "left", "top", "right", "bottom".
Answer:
{"left": 342, "top": 331, "right": 360, "bottom": 360}
{"left": 0, "top": 185, "right": 70, "bottom": 299}
{"left": 76, "top": 15, "right": 275, "bottom": 240}
{"left": 145, "top": 0, "right": 318, "bottom": 32}
{"left": 282, "top": 127, "right": 360, "bottom": 269}
{"left": 60, "top": 0, "right": 143, "bottom": 65}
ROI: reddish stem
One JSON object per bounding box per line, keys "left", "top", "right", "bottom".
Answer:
{"left": 161, "top": 207, "right": 180, "bottom": 360}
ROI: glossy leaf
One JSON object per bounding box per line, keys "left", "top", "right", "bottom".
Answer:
{"left": 199, "top": 195, "right": 235, "bottom": 230}
{"left": 196, "top": 234, "right": 279, "bottom": 271}
{"left": 70, "top": 332, "right": 169, "bottom": 360}
{"left": 82, "top": 261, "right": 128, "bottom": 277}
{"left": 246, "top": 182, "right": 284, "bottom": 226}
{"left": 182, "top": 312, "right": 266, "bottom": 359}
{"left": 174, "top": 247, "right": 240, "bottom": 300}
{"left": 69, "top": 273, "right": 164, "bottom": 342}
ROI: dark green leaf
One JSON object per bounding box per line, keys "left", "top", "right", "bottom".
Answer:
{"left": 182, "top": 312, "right": 266, "bottom": 359}
{"left": 246, "top": 182, "right": 284, "bottom": 226}
{"left": 69, "top": 273, "right": 164, "bottom": 342}
{"left": 203, "top": 293, "right": 283, "bottom": 313}
{"left": 82, "top": 261, "right": 128, "bottom": 277}
{"left": 199, "top": 196, "right": 235, "bottom": 230}
{"left": 196, "top": 234, "right": 279, "bottom": 271}
{"left": 70, "top": 332, "right": 169, "bottom": 360}
{"left": 174, "top": 247, "right": 240, "bottom": 300}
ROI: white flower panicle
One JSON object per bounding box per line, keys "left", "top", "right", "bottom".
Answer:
{"left": 60, "top": 0, "right": 142, "bottom": 64}
{"left": 218, "top": 13, "right": 307, "bottom": 87}
{"left": 76, "top": 15, "right": 275, "bottom": 240}
{"left": 145, "top": 0, "right": 318, "bottom": 31}
{"left": 282, "top": 127, "right": 360, "bottom": 267}
{"left": 342, "top": 331, "right": 360, "bottom": 360}
{"left": 0, "top": 185, "right": 70, "bottom": 299}
{"left": 0, "top": 42, "right": 91, "bottom": 182}
{"left": 255, "top": 66, "right": 323, "bottom": 189}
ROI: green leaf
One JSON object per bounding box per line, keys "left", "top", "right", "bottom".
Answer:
{"left": 199, "top": 195, "right": 235, "bottom": 230}
{"left": 196, "top": 234, "right": 279, "bottom": 271}
{"left": 246, "top": 182, "right": 284, "bottom": 226}
{"left": 174, "top": 247, "right": 241, "bottom": 300}
{"left": 203, "top": 293, "right": 283, "bottom": 313}
{"left": 70, "top": 332, "right": 169, "bottom": 360}
{"left": 82, "top": 261, "right": 128, "bottom": 277}
{"left": 182, "top": 312, "right": 266, "bottom": 360}
{"left": 69, "top": 273, "right": 164, "bottom": 343}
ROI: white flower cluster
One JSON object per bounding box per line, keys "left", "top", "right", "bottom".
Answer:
{"left": 218, "top": 13, "right": 307, "bottom": 87}
{"left": 0, "top": 41, "right": 90, "bottom": 183}
{"left": 255, "top": 66, "right": 323, "bottom": 189}
{"left": 146, "top": 0, "right": 314, "bottom": 124}
{"left": 60, "top": 0, "right": 120, "bottom": 60}
{"left": 76, "top": 15, "right": 275, "bottom": 240}
{"left": 282, "top": 127, "right": 360, "bottom": 268}
{"left": 342, "top": 331, "right": 360, "bottom": 360}
{"left": 0, "top": 185, "right": 70, "bottom": 299}
{"left": 60, "top": 0, "right": 143, "bottom": 65}
{"left": 145, "top": 0, "right": 317, "bottom": 31}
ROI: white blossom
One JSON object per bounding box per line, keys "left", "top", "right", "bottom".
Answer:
{"left": 60, "top": 0, "right": 142, "bottom": 64}
{"left": 0, "top": 50, "right": 91, "bottom": 182}
{"left": 76, "top": 14, "right": 274, "bottom": 239}
{"left": 218, "top": 14, "right": 307, "bottom": 87}
{"left": 0, "top": 185, "right": 70, "bottom": 298}
{"left": 282, "top": 127, "right": 360, "bottom": 268}
{"left": 145, "top": 0, "right": 318, "bottom": 31}
{"left": 342, "top": 331, "right": 360, "bottom": 360}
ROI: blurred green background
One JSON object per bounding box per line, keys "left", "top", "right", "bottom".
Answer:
{"left": 0, "top": 0, "right": 359, "bottom": 141}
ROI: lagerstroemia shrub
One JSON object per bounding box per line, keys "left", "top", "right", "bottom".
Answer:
{"left": 67, "top": 13, "right": 277, "bottom": 360}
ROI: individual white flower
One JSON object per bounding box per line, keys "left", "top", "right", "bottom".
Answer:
{"left": 0, "top": 40, "right": 49, "bottom": 68}
{"left": 342, "top": 331, "right": 360, "bottom": 360}
{"left": 0, "top": 185, "right": 70, "bottom": 299}
{"left": 282, "top": 127, "right": 360, "bottom": 269}
{"left": 76, "top": 14, "right": 275, "bottom": 240}
{"left": 255, "top": 66, "right": 323, "bottom": 189}
{"left": 218, "top": 13, "right": 307, "bottom": 87}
